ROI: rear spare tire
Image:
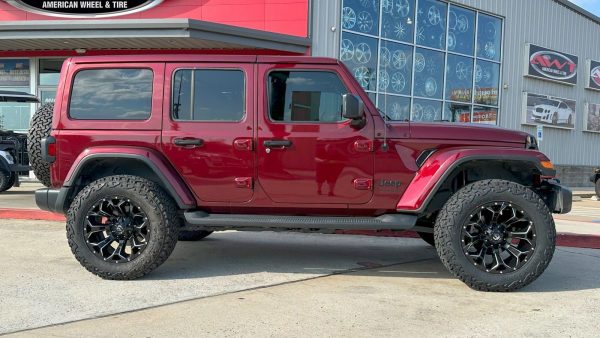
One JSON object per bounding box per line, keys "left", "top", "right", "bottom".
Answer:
{"left": 434, "top": 179, "right": 556, "bottom": 292}
{"left": 27, "top": 103, "right": 54, "bottom": 187}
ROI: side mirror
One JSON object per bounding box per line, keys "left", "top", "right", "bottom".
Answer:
{"left": 342, "top": 94, "right": 366, "bottom": 128}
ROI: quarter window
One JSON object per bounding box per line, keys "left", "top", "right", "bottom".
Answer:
{"left": 268, "top": 71, "right": 347, "bottom": 123}
{"left": 69, "top": 69, "right": 153, "bottom": 120}
{"left": 172, "top": 69, "right": 245, "bottom": 121}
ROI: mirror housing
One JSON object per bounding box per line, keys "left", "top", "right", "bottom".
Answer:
{"left": 342, "top": 94, "right": 366, "bottom": 128}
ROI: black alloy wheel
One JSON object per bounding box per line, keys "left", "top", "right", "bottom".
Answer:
{"left": 462, "top": 202, "right": 536, "bottom": 274}
{"left": 84, "top": 196, "right": 150, "bottom": 263}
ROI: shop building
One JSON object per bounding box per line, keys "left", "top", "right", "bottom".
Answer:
{"left": 0, "top": 0, "right": 598, "bottom": 186}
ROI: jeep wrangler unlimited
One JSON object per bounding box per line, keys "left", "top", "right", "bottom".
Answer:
{"left": 32, "top": 55, "right": 571, "bottom": 291}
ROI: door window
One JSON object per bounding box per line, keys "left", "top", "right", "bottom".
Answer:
{"left": 69, "top": 68, "right": 153, "bottom": 120}
{"left": 172, "top": 69, "right": 245, "bottom": 122}
{"left": 268, "top": 71, "right": 348, "bottom": 123}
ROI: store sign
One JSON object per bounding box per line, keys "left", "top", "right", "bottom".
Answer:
{"left": 6, "top": 0, "right": 163, "bottom": 18}
{"left": 522, "top": 92, "right": 576, "bottom": 129}
{"left": 586, "top": 60, "right": 600, "bottom": 90}
{"left": 526, "top": 44, "right": 578, "bottom": 85}
{"left": 0, "top": 59, "right": 30, "bottom": 87}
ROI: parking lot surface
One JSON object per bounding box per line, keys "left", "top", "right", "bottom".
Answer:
{"left": 1, "top": 218, "right": 599, "bottom": 337}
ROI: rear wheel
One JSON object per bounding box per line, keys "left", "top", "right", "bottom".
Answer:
{"left": 0, "top": 168, "right": 16, "bottom": 192}
{"left": 67, "top": 175, "right": 180, "bottom": 280}
{"left": 178, "top": 230, "right": 213, "bottom": 241}
{"left": 27, "top": 103, "right": 54, "bottom": 187}
{"left": 434, "top": 179, "right": 555, "bottom": 292}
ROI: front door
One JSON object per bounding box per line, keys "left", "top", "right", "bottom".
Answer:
{"left": 257, "top": 66, "right": 374, "bottom": 204}
{"left": 162, "top": 63, "right": 255, "bottom": 203}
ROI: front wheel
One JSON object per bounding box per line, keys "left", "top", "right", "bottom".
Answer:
{"left": 434, "top": 179, "right": 555, "bottom": 292}
{"left": 66, "top": 175, "right": 180, "bottom": 280}
{"left": 0, "top": 168, "right": 16, "bottom": 192}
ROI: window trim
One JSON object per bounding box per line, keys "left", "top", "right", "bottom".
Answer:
{"left": 170, "top": 67, "right": 247, "bottom": 123}
{"left": 266, "top": 69, "right": 351, "bottom": 125}
{"left": 67, "top": 67, "right": 154, "bottom": 121}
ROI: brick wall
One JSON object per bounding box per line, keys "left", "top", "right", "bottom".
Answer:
{"left": 555, "top": 165, "right": 597, "bottom": 187}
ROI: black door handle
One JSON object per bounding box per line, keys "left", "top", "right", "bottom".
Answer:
{"left": 174, "top": 138, "right": 204, "bottom": 147}
{"left": 264, "top": 140, "right": 292, "bottom": 148}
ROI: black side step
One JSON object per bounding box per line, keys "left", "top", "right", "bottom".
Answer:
{"left": 183, "top": 211, "right": 417, "bottom": 232}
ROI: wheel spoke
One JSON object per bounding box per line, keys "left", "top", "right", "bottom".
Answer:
{"left": 490, "top": 248, "right": 506, "bottom": 271}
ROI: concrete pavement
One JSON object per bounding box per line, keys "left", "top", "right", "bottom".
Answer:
{"left": 1, "top": 218, "right": 599, "bottom": 337}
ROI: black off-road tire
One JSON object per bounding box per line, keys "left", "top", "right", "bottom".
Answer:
{"left": 178, "top": 230, "right": 213, "bottom": 241}
{"left": 417, "top": 231, "right": 436, "bottom": 247}
{"left": 434, "top": 179, "right": 556, "bottom": 292}
{"left": 0, "top": 168, "right": 16, "bottom": 192}
{"left": 66, "top": 175, "right": 180, "bottom": 280}
{"left": 27, "top": 103, "right": 54, "bottom": 187}
{"left": 595, "top": 178, "right": 600, "bottom": 198}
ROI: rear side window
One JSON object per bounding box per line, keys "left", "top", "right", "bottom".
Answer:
{"left": 268, "top": 71, "right": 347, "bottom": 123}
{"left": 172, "top": 69, "right": 245, "bottom": 121}
{"left": 69, "top": 69, "right": 153, "bottom": 120}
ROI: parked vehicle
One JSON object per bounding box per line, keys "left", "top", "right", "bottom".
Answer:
{"left": 31, "top": 55, "right": 571, "bottom": 291}
{"left": 591, "top": 169, "right": 600, "bottom": 198}
{"left": 532, "top": 99, "right": 574, "bottom": 125}
{"left": 0, "top": 91, "right": 38, "bottom": 192}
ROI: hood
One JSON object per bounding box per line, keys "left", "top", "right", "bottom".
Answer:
{"left": 406, "top": 122, "right": 528, "bottom": 145}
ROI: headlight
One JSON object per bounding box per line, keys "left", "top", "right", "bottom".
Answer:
{"left": 526, "top": 135, "right": 538, "bottom": 150}
{"left": 0, "top": 151, "right": 14, "bottom": 164}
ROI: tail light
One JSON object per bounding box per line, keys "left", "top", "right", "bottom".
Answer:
{"left": 41, "top": 136, "right": 56, "bottom": 163}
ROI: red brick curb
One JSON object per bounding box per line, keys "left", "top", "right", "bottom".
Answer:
{"left": 2, "top": 208, "right": 599, "bottom": 250}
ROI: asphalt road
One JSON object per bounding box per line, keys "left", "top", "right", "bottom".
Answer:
{"left": 1, "top": 218, "right": 599, "bottom": 337}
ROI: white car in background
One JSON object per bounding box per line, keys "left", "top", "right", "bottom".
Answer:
{"left": 532, "top": 99, "right": 574, "bottom": 125}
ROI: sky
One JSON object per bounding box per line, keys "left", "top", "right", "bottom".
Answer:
{"left": 569, "top": 0, "right": 600, "bottom": 16}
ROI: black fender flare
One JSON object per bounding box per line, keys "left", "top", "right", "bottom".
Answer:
{"left": 60, "top": 153, "right": 196, "bottom": 211}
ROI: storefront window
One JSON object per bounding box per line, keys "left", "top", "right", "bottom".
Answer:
{"left": 340, "top": 32, "right": 379, "bottom": 92}
{"left": 448, "top": 6, "right": 475, "bottom": 56}
{"left": 39, "top": 59, "right": 64, "bottom": 86}
{"left": 378, "top": 94, "right": 410, "bottom": 121}
{"left": 413, "top": 48, "right": 444, "bottom": 100}
{"left": 416, "top": 0, "right": 447, "bottom": 49}
{"left": 446, "top": 54, "right": 473, "bottom": 102}
{"left": 381, "top": 0, "right": 415, "bottom": 43}
{"left": 379, "top": 40, "right": 412, "bottom": 96}
{"left": 342, "top": 0, "right": 380, "bottom": 36}
{"left": 340, "top": 1, "right": 503, "bottom": 124}
{"left": 0, "top": 60, "right": 31, "bottom": 132}
{"left": 444, "top": 102, "right": 471, "bottom": 122}
{"left": 477, "top": 14, "right": 502, "bottom": 62}
{"left": 413, "top": 98, "right": 442, "bottom": 121}
{"left": 474, "top": 60, "right": 500, "bottom": 106}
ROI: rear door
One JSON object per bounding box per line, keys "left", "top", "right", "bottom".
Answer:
{"left": 161, "top": 63, "right": 255, "bottom": 203}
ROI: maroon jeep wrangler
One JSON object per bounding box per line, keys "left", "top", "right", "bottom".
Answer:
{"left": 30, "top": 55, "right": 571, "bottom": 291}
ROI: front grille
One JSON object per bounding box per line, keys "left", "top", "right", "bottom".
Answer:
{"left": 0, "top": 133, "right": 29, "bottom": 175}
